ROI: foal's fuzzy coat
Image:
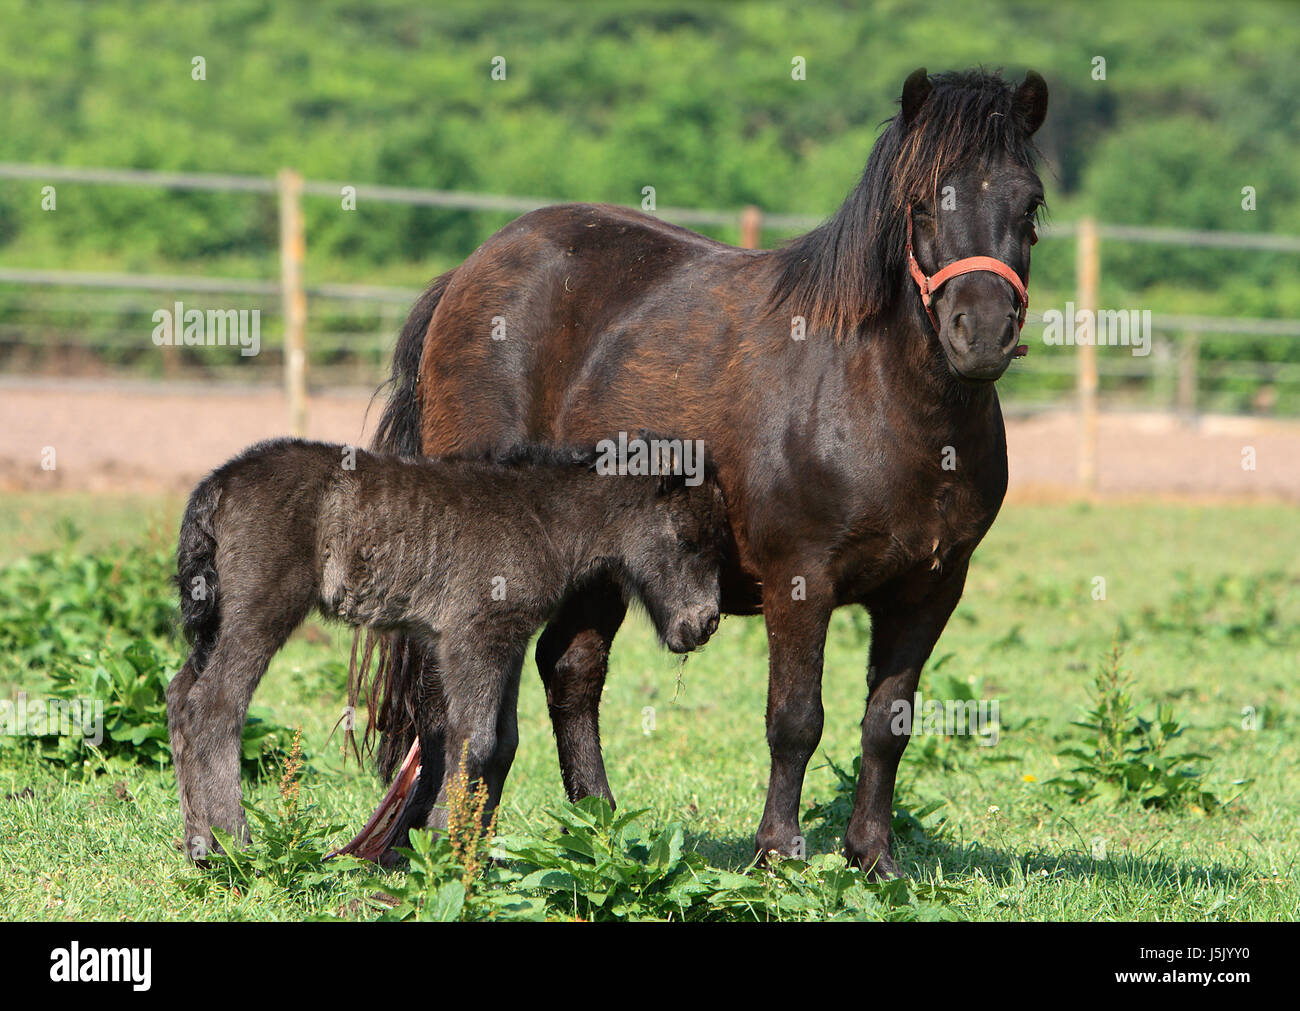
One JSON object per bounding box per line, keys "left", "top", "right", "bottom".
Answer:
{"left": 165, "top": 437, "right": 726, "bottom": 859}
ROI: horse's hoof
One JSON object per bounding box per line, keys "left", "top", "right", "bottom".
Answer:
{"left": 845, "top": 837, "right": 902, "bottom": 879}
{"left": 851, "top": 848, "right": 902, "bottom": 880}
{"left": 753, "top": 828, "right": 805, "bottom": 864}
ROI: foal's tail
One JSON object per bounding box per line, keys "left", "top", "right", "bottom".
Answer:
{"left": 348, "top": 270, "right": 454, "bottom": 779}
{"left": 177, "top": 473, "right": 223, "bottom": 673}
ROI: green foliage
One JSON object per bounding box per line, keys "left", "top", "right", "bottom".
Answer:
{"left": 1138, "top": 570, "right": 1297, "bottom": 645}
{"left": 371, "top": 796, "right": 960, "bottom": 922}
{"left": 495, "top": 797, "right": 716, "bottom": 921}
{"left": 46, "top": 639, "right": 172, "bottom": 766}
{"left": 0, "top": 520, "right": 174, "bottom": 679}
{"left": 705, "top": 853, "right": 961, "bottom": 922}
{"left": 2, "top": 0, "right": 1299, "bottom": 333}
{"left": 805, "top": 754, "right": 950, "bottom": 846}
{"left": 186, "top": 733, "right": 346, "bottom": 904}
{"left": 1050, "top": 640, "right": 1245, "bottom": 811}
{"left": 0, "top": 528, "right": 296, "bottom": 776}
{"left": 365, "top": 828, "right": 545, "bottom": 922}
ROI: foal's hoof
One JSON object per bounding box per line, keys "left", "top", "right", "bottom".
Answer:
{"left": 376, "top": 846, "right": 407, "bottom": 870}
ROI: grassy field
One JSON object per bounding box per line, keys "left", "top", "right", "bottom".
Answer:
{"left": 0, "top": 492, "right": 1296, "bottom": 921}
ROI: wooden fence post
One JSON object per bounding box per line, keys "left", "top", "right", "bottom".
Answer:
{"left": 1076, "top": 217, "right": 1100, "bottom": 492}
{"left": 739, "top": 205, "right": 762, "bottom": 249}
{"left": 1177, "top": 330, "right": 1199, "bottom": 423}
{"left": 278, "top": 168, "right": 308, "bottom": 437}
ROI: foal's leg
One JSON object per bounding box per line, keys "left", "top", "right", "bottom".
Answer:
{"left": 171, "top": 639, "right": 278, "bottom": 854}
{"left": 165, "top": 658, "right": 207, "bottom": 859}
{"left": 846, "top": 562, "right": 969, "bottom": 878}
{"left": 171, "top": 599, "right": 311, "bottom": 857}
{"left": 406, "top": 649, "right": 451, "bottom": 836}
{"left": 481, "top": 657, "right": 523, "bottom": 815}
{"left": 437, "top": 627, "right": 527, "bottom": 830}
{"left": 534, "top": 582, "right": 627, "bottom": 805}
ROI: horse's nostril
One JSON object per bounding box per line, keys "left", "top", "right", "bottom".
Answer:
{"left": 1000, "top": 314, "right": 1018, "bottom": 350}
{"left": 947, "top": 313, "right": 972, "bottom": 352}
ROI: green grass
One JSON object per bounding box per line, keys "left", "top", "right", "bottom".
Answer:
{"left": 0, "top": 493, "right": 1296, "bottom": 920}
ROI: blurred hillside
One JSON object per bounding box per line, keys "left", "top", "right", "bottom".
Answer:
{"left": 0, "top": 0, "right": 1298, "bottom": 409}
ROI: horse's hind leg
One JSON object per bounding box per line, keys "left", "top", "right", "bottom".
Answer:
{"left": 535, "top": 580, "right": 627, "bottom": 805}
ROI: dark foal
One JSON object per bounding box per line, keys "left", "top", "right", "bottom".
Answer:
{"left": 165, "top": 438, "right": 726, "bottom": 861}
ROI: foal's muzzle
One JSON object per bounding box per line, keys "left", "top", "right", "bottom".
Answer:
{"left": 666, "top": 606, "right": 720, "bottom": 653}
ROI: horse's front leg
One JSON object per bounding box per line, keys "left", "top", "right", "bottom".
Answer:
{"left": 754, "top": 573, "right": 833, "bottom": 860}
{"left": 847, "top": 562, "right": 969, "bottom": 877}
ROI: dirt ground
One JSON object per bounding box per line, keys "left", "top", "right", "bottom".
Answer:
{"left": 2, "top": 378, "right": 1298, "bottom": 501}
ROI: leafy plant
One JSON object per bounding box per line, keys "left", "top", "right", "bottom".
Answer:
{"left": 369, "top": 790, "right": 960, "bottom": 922}
{"left": 187, "top": 730, "right": 345, "bottom": 903}
{"left": 366, "top": 827, "right": 545, "bottom": 922}
{"left": 494, "top": 797, "right": 718, "bottom": 921}
{"left": 367, "top": 749, "right": 545, "bottom": 921}
{"left": 705, "top": 853, "right": 961, "bottom": 922}
{"left": 0, "top": 523, "right": 175, "bottom": 680}
{"left": 9, "top": 637, "right": 295, "bottom": 776}
{"left": 0, "top": 527, "right": 298, "bottom": 775}
{"left": 1049, "top": 640, "right": 1246, "bottom": 811}
{"left": 805, "top": 753, "right": 949, "bottom": 847}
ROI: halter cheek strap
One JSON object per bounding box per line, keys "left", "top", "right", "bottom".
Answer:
{"left": 905, "top": 205, "right": 1031, "bottom": 357}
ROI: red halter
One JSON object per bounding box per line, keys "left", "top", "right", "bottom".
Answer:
{"left": 905, "top": 204, "right": 1031, "bottom": 356}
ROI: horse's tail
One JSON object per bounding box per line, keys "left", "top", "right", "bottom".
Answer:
{"left": 348, "top": 270, "right": 453, "bottom": 780}
{"left": 371, "top": 271, "right": 453, "bottom": 458}
{"left": 176, "top": 472, "right": 223, "bottom": 673}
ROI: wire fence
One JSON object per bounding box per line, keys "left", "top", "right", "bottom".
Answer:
{"left": 2, "top": 162, "right": 1298, "bottom": 486}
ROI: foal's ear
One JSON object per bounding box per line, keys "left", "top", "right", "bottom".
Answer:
{"left": 1014, "top": 70, "right": 1049, "bottom": 135}
{"left": 900, "top": 67, "right": 932, "bottom": 125}
{"left": 655, "top": 450, "right": 687, "bottom": 496}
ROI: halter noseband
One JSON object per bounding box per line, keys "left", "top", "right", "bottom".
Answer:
{"left": 905, "top": 203, "right": 1032, "bottom": 356}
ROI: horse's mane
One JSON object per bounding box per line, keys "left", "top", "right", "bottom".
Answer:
{"left": 768, "top": 69, "right": 1043, "bottom": 340}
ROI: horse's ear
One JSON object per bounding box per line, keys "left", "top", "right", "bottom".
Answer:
{"left": 900, "top": 67, "right": 932, "bottom": 125}
{"left": 1014, "top": 70, "right": 1049, "bottom": 135}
